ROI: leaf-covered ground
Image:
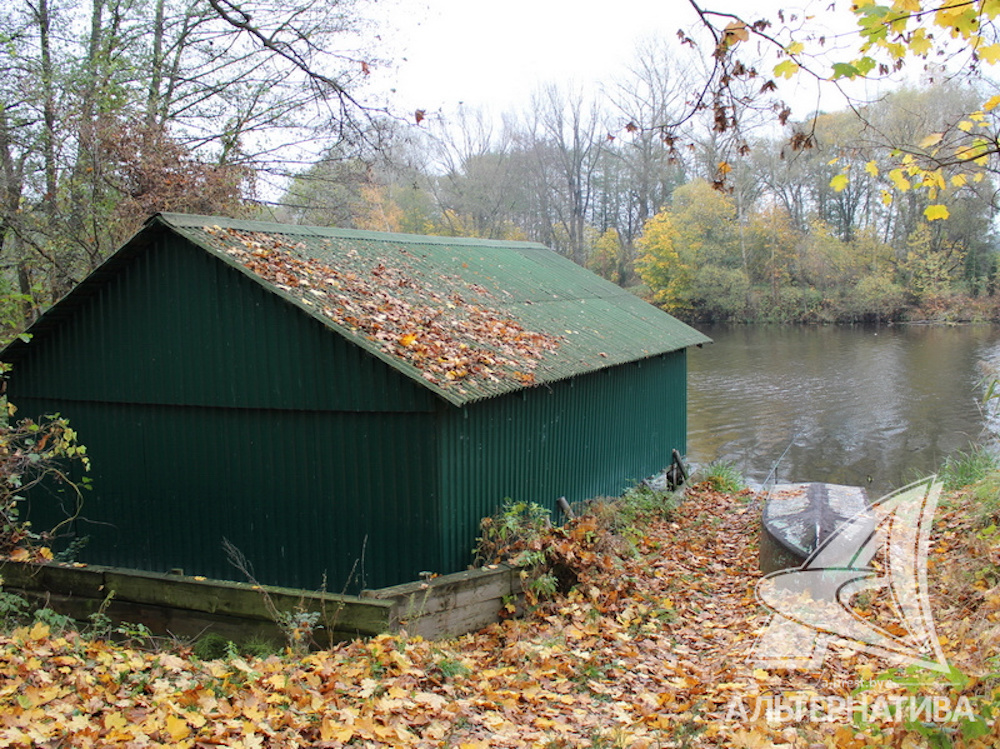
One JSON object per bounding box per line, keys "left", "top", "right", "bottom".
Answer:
{"left": 2, "top": 484, "right": 1000, "bottom": 748}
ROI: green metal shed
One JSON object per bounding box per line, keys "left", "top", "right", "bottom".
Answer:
{"left": 2, "top": 213, "right": 710, "bottom": 591}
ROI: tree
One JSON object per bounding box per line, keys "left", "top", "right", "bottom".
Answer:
{"left": 603, "top": 41, "right": 691, "bottom": 277}
{"left": 745, "top": 203, "right": 801, "bottom": 303}
{"left": 636, "top": 210, "right": 694, "bottom": 313}
{"left": 684, "top": 0, "right": 1000, "bottom": 214}
{"left": 903, "top": 223, "right": 968, "bottom": 303}
{"left": 587, "top": 227, "right": 624, "bottom": 284}
{"left": 278, "top": 153, "right": 380, "bottom": 228}
{"left": 0, "top": 0, "right": 381, "bottom": 332}
{"left": 797, "top": 221, "right": 858, "bottom": 293}
{"left": 523, "top": 86, "right": 605, "bottom": 265}
{"left": 669, "top": 179, "right": 740, "bottom": 269}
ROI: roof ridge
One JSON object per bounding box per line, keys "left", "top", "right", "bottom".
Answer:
{"left": 153, "top": 213, "right": 550, "bottom": 251}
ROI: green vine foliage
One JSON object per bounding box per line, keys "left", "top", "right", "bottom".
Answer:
{"left": 0, "top": 373, "right": 92, "bottom": 558}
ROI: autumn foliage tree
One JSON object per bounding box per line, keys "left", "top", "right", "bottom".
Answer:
{"left": 0, "top": 0, "right": 380, "bottom": 334}
{"left": 636, "top": 210, "right": 693, "bottom": 314}
{"left": 686, "top": 0, "right": 1000, "bottom": 211}
{"left": 102, "top": 122, "right": 249, "bottom": 241}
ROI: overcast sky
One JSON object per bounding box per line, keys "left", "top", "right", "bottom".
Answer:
{"left": 367, "top": 0, "right": 860, "bottom": 121}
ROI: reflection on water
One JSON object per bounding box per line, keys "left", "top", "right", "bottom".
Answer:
{"left": 686, "top": 324, "right": 1000, "bottom": 496}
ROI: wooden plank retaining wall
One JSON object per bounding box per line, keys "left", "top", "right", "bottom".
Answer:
{"left": 362, "top": 564, "right": 525, "bottom": 639}
{"left": 0, "top": 560, "right": 528, "bottom": 646}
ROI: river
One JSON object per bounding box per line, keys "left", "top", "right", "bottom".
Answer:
{"left": 686, "top": 323, "right": 1000, "bottom": 497}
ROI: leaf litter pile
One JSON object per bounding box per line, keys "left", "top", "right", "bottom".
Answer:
{"left": 2, "top": 483, "right": 1000, "bottom": 747}
{"left": 201, "top": 227, "right": 561, "bottom": 390}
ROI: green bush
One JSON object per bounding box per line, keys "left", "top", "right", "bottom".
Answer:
{"left": 474, "top": 499, "right": 551, "bottom": 566}
{"left": 843, "top": 273, "right": 907, "bottom": 323}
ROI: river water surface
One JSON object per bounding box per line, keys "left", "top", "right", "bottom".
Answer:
{"left": 686, "top": 324, "right": 1000, "bottom": 496}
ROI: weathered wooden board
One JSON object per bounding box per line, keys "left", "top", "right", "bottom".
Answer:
{"left": 11, "top": 591, "right": 292, "bottom": 646}
{"left": 363, "top": 564, "right": 527, "bottom": 639}
{"left": 0, "top": 559, "right": 529, "bottom": 644}
{"left": 0, "top": 561, "right": 106, "bottom": 599}
{"left": 0, "top": 559, "right": 392, "bottom": 643}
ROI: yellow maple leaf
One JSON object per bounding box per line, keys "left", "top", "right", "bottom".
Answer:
{"left": 889, "top": 169, "right": 912, "bottom": 191}
{"left": 892, "top": 0, "right": 921, "bottom": 11}
{"left": 910, "top": 27, "right": 934, "bottom": 55}
{"left": 921, "top": 170, "right": 947, "bottom": 190}
{"left": 830, "top": 174, "right": 850, "bottom": 192}
{"left": 165, "top": 714, "right": 190, "bottom": 741}
{"left": 321, "top": 717, "right": 354, "bottom": 742}
{"left": 399, "top": 333, "right": 418, "bottom": 347}
{"left": 865, "top": 160, "right": 880, "bottom": 177}
{"left": 774, "top": 59, "right": 800, "bottom": 79}
{"left": 951, "top": 173, "right": 968, "bottom": 187}
{"left": 978, "top": 43, "right": 1000, "bottom": 64}
{"left": 925, "top": 204, "right": 950, "bottom": 221}
{"left": 67, "top": 714, "right": 91, "bottom": 731}
{"left": 104, "top": 712, "right": 129, "bottom": 731}
{"left": 28, "top": 621, "right": 50, "bottom": 641}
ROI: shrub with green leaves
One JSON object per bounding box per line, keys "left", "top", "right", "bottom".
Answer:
{"left": 0, "top": 388, "right": 92, "bottom": 558}
{"left": 0, "top": 577, "right": 28, "bottom": 625}
{"left": 474, "top": 500, "right": 552, "bottom": 566}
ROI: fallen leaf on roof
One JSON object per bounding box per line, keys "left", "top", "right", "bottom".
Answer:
{"left": 201, "top": 227, "right": 562, "bottom": 389}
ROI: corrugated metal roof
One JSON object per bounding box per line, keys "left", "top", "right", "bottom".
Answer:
{"left": 22, "top": 212, "right": 712, "bottom": 406}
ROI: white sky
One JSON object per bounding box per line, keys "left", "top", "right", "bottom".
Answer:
{"left": 365, "top": 0, "right": 865, "bottom": 121}
{"left": 377, "top": 0, "right": 701, "bottom": 113}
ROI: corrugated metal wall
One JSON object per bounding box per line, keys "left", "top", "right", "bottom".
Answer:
{"left": 9, "top": 230, "right": 442, "bottom": 590}
{"left": 12, "top": 231, "right": 437, "bottom": 413}
{"left": 436, "top": 352, "right": 689, "bottom": 572}
{"left": 15, "top": 398, "right": 440, "bottom": 589}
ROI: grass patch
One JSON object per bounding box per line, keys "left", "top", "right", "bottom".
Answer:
{"left": 617, "top": 482, "right": 682, "bottom": 522}
{"left": 696, "top": 460, "right": 747, "bottom": 493}
{"left": 193, "top": 631, "right": 279, "bottom": 661}
{"left": 938, "top": 445, "right": 1000, "bottom": 491}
